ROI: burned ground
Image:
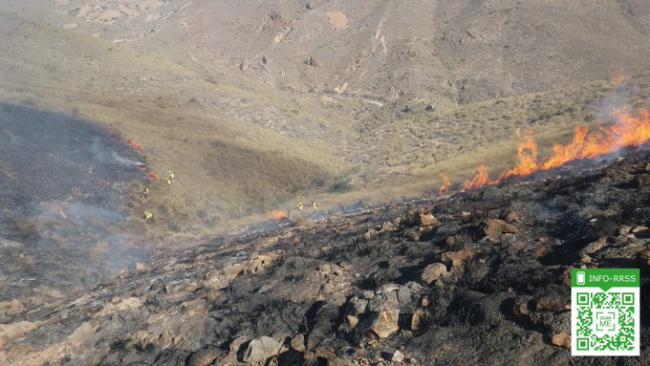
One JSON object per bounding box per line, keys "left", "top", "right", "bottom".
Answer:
{"left": 0, "top": 102, "right": 148, "bottom": 301}
{"left": 1, "top": 149, "right": 649, "bottom": 365}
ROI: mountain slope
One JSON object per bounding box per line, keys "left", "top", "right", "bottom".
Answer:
{"left": 2, "top": 148, "right": 649, "bottom": 366}
{"left": 3, "top": 1, "right": 650, "bottom": 226}
{"left": 69, "top": 0, "right": 650, "bottom": 103}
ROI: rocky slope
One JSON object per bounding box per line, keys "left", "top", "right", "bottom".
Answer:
{"left": 2, "top": 149, "right": 649, "bottom": 365}
{"left": 45, "top": 0, "right": 650, "bottom": 104}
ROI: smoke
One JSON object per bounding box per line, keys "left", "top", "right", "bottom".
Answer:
{"left": 595, "top": 73, "right": 642, "bottom": 157}
{"left": 63, "top": 201, "right": 123, "bottom": 226}
{"left": 597, "top": 76, "right": 631, "bottom": 122}
{"left": 96, "top": 233, "right": 150, "bottom": 272}
{"left": 455, "top": 73, "right": 650, "bottom": 192}
{"left": 90, "top": 138, "right": 145, "bottom": 168}
{"left": 25, "top": 199, "right": 150, "bottom": 277}
{"left": 0, "top": 102, "right": 149, "bottom": 300}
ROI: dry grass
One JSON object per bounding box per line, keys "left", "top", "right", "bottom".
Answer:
{"left": 1, "top": 6, "right": 649, "bottom": 238}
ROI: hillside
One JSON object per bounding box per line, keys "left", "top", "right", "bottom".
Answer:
{"left": 0, "top": 0, "right": 649, "bottom": 300}
{"left": 40, "top": 0, "right": 650, "bottom": 103}
{"left": 1, "top": 1, "right": 650, "bottom": 365}
{"left": 1, "top": 147, "right": 649, "bottom": 365}
{"left": 1, "top": 0, "right": 649, "bottom": 223}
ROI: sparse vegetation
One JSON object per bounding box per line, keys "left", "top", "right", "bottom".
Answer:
{"left": 328, "top": 180, "right": 351, "bottom": 193}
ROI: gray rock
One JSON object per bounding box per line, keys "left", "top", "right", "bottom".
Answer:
{"left": 187, "top": 349, "right": 219, "bottom": 366}
{"left": 242, "top": 336, "right": 282, "bottom": 364}
{"left": 348, "top": 297, "right": 368, "bottom": 315}
{"left": 368, "top": 290, "right": 398, "bottom": 313}
{"left": 397, "top": 286, "right": 412, "bottom": 306}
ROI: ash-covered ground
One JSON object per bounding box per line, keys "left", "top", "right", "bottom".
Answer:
{"left": 1, "top": 149, "right": 649, "bottom": 365}
{"left": 0, "top": 102, "right": 149, "bottom": 301}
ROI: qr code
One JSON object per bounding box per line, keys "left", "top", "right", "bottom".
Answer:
{"left": 574, "top": 291, "right": 637, "bottom": 353}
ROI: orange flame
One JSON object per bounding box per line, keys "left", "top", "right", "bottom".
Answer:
{"left": 460, "top": 108, "right": 650, "bottom": 191}
{"left": 462, "top": 165, "right": 494, "bottom": 191}
{"left": 439, "top": 175, "right": 451, "bottom": 193}
{"left": 128, "top": 139, "right": 145, "bottom": 155}
{"left": 500, "top": 130, "right": 539, "bottom": 179}
{"left": 269, "top": 210, "right": 288, "bottom": 221}
{"left": 148, "top": 171, "right": 160, "bottom": 182}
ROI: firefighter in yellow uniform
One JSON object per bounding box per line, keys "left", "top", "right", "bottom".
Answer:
{"left": 296, "top": 201, "right": 304, "bottom": 211}
{"left": 311, "top": 200, "right": 318, "bottom": 210}
{"left": 166, "top": 169, "right": 176, "bottom": 185}
{"left": 143, "top": 210, "right": 153, "bottom": 222}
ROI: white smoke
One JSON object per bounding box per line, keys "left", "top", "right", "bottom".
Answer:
{"left": 90, "top": 138, "right": 144, "bottom": 168}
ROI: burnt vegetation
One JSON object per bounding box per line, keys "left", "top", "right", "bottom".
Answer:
{"left": 0, "top": 103, "right": 148, "bottom": 298}
{"left": 2, "top": 149, "right": 649, "bottom": 365}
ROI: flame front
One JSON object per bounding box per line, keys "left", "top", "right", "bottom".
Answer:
{"left": 460, "top": 108, "right": 650, "bottom": 191}
{"left": 269, "top": 209, "right": 288, "bottom": 221}
{"left": 462, "top": 165, "right": 494, "bottom": 191}
{"left": 148, "top": 171, "right": 160, "bottom": 182}
{"left": 439, "top": 175, "right": 451, "bottom": 193}
{"left": 128, "top": 139, "right": 145, "bottom": 155}
{"left": 500, "top": 130, "right": 539, "bottom": 179}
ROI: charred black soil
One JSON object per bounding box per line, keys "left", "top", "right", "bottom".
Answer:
{"left": 1, "top": 148, "right": 649, "bottom": 365}
{"left": 0, "top": 102, "right": 147, "bottom": 300}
